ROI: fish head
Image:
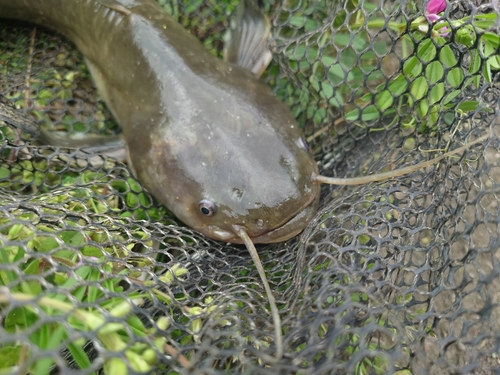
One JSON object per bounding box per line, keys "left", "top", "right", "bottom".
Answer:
{"left": 129, "top": 76, "right": 320, "bottom": 244}
{"left": 163, "top": 121, "right": 320, "bottom": 244}
{"left": 187, "top": 122, "right": 321, "bottom": 244}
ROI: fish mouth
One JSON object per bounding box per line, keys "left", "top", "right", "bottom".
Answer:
{"left": 247, "top": 199, "right": 318, "bottom": 244}
{"left": 208, "top": 193, "right": 319, "bottom": 244}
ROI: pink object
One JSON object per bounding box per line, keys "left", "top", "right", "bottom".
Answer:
{"left": 425, "top": 0, "right": 448, "bottom": 36}
{"left": 426, "top": 0, "right": 446, "bottom": 15}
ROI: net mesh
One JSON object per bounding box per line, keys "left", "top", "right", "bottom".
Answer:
{"left": 1, "top": 0, "right": 500, "bottom": 374}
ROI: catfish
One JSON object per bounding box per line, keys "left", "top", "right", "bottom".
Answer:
{"left": 0, "top": 0, "right": 488, "bottom": 360}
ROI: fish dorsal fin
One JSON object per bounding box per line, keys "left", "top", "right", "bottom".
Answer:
{"left": 96, "top": 0, "right": 135, "bottom": 15}
{"left": 223, "top": 0, "right": 273, "bottom": 77}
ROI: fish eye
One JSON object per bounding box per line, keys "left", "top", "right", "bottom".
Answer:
{"left": 199, "top": 199, "right": 217, "bottom": 216}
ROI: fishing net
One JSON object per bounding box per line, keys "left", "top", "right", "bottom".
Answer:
{"left": 1, "top": 0, "right": 499, "bottom": 374}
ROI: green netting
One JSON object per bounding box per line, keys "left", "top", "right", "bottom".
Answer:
{"left": 0, "top": 0, "right": 499, "bottom": 374}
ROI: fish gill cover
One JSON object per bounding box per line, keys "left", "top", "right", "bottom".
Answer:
{"left": 0, "top": 0, "right": 499, "bottom": 374}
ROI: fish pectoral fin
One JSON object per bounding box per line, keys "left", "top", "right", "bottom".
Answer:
{"left": 39, "top": 130, "right": 126, "bottom": 159}
{"left": 223, "top": 0, "right": 273, "bottom": 77}
{"left": 96, "top": 0, "right": 133, "bottom": 16}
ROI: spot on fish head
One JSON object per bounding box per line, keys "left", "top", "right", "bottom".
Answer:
{"left": 232, "top": 187, "right": 244, "bottom": 201}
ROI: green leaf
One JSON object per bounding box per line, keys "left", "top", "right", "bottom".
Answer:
{"left": 126, "top": 315, "right": 148, "bottom": 336}
{"left": 128, "top": 178, "right": 142, "bottom": 193}
{"left": 0, "top": 167, "right": 10, "bottom": 179}
{"left": 59, "top": 230, "right": 85, "bottom": 246}
{"left": 426, "top": 61, "right": 444, "bottom": 84}
{"left": 56, "top": 89, "right": 72, "bottom": 100}
{"left": 428, "top": 104, "right": 440, "bottom": 128}
{"left": 38, "top": 89, "right": 54, "bottom": 100}
{"left": 442, "top": 90, "right": 461, "bottom": 105}
{"left": 429, "top": 83, "right": 445, "bottom": 105}
{"left": 375, "top": 90, "right": 394, "bottom": 112}
{"left": 446, "top": 68, "right": 464, "bottom": 88}
{"left": 289, "top": 16, "right": 318, "bottom": 30}
{"left": 482, "top": 39, "right": 497, "bottom": 59}
{"left": 457, "top": 101, "right": 479, "bottom": 112}
{"left": 440, "top": 45, "right": 457, "bottom": 68}
{"left": 417, "top": 39, "right": 437, "bottom": 63}
{"left": 0, "top": 257, "right": 17, "bottom": 284}
{"left": 345, "top": 109, "right": 360, "bottom": 122}
{"left": 24, "top": 259, "right": 41, "bottom": 276}
{"left": 472, "top": 13, "right": 499, "bottom": 29}
{"left": 8, "top": 224, "right": 25, "bottom": 240}
{"left": 480, "top": 32, "right": 500, "bottom": 48}
{"left": 403, "top": 56, "right": 422, "bottom": 77}
{"left": 328, "top": 63, "right": 345, "bottom": 83}
{"left": 333, "top": 33, "right": 350, "bottom": 47}
{"left": 81, "top": 245, "right": 104, "bottom": 257}
{"left": 31, "top": 323, "right": 67, "bottom": 375}
{"left": 30, "top": 236, "right": 59, "bottom": 252}
{"left": 418, "top": 98, "right": 429, "bottom": 118}
{"left": 67, "top": 342, "right": 93, "bottom": 372}
{"left": 285, "top": 44, "right": 306, "bottom": 61}
{"left": 329, "top": 93, "right": 344, "bottom": 108}
{"left": 488, "top": 55, "right": 500, "bottom": 70}
{"left": 410, "top": 76, "right": 428, "bottom": 100}
{"left": 388, "top": 75, "right": 408, "bottom": 96}
{"left": 321, "top": 81, "right": 334, "bottom": 99}
{"left": 360, "top": 105, "right": 380, "bottom": 122}
{"left": 0, "top": 345, "right": 23, "bottom": 369}
{"left": 469, "top": 49, "right": 481, "bottom": 75}
{"left": 484, "top": 60, "right": 493, "bottom": 83}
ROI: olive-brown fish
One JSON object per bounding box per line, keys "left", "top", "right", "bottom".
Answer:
{"left": 0, "top": 0, "right": 324, "bottom": 245}
{"left": 0, "top": 0, "right": 487, "bottom": 244}
{"left": 0, "top": 0, "right": 488, "bottom": 361}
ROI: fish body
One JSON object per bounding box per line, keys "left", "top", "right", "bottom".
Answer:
{"left": 1, "top": 1, "right": 490, "bottom": 361}
{"left": 0, "top": 0, "right": 320, "bottom": 244}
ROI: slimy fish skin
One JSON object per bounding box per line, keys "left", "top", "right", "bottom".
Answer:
{"left": 1, "top": 1, "right": 488, "bottom": 361}
{"left": 0, "top": 0, "right": 321, "bottom": 245}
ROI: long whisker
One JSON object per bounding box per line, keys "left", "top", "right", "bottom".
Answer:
{"left": 313, "top": 133, "right": 490, "bottom": 185}
{"left": 233, "top": 225, "right": 283, "bottom": 360}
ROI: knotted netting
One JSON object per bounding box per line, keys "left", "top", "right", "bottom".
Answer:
{"left": 1, "top": 0, "right": 500, "bottom": 374}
